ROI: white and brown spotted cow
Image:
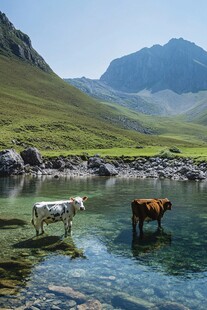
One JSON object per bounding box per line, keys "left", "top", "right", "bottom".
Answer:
{"left": 31, "top": 196, "right": 88, "bottom": 236}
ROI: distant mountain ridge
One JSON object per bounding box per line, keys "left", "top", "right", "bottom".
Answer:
{"left": 100, "top": 38, "right": 207, "bottom": 94}
{"left": 0, "top": 11, "right": 52, "bottom": 72}
{"left": 65, "top": 77, "right": 164, "bottom": 115}
{"left": 65, "top": 39, "right": 207, "bottom": 122}
{"left": 65, "top": 76, "right": 207, "bottom": 120}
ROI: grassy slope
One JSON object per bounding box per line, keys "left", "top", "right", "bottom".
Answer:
{"left": 0, "top": 55, "right": 207, "bottom": 157}
{"left": 183, "top": 102, "right": 207, "bottom": 125}
{"left": 102, "top": 102, "right": 207, "bottom": 145}
{"left": 0, "top": 55, "right": 166, "bottom": 151}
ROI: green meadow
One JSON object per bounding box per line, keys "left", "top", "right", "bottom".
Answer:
{"left": 0, "top": 55, "right": 207, "bottom": 160}
{"left": 41, "top": 146, "right": 207, "bottom": 162}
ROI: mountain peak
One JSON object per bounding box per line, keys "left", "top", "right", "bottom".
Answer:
{"left": 168, "top": 37, "right": 186, "bottom": 43}
{"left": 100, "top": 38, "right": 207, "bottom": 94}
{"left": 0, "top": 11, "right": 13, "bottom": 27}
{"left": 0, "top": 11, "right": 52, "bottom": 73}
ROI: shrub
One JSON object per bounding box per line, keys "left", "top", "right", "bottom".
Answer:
{"left": 158, "top": 149, "right": 175, "bottom": 159}
{"left": 169, "top": 146, "right": 182, "bottom": 153}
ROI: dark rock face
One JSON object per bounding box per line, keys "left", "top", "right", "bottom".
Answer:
{"left": 0, "top": 149, "right": 24, "bottom": 176}
{"left": 100, "top": 38, "right": 207, "bottom": 94}
{"left": 0, "top": 11, "right": 52, "bottom": 73}
{"left": 20, "top": 147, "right": 43, "bottom": 166}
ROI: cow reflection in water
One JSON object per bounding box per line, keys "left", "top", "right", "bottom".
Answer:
{"left": 131, "top": 229, "right": 171, "bottom": 257}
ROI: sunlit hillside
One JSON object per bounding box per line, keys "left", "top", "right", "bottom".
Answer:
{"left": 0, "top": 55, "right": 177, "bottom": 151}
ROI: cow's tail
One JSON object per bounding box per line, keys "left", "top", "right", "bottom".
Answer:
{"left": 31, "top": 204, "right": 36, "bottom": 227}
{"left": 131, "top": 200, "right": 141, "bottom": 216}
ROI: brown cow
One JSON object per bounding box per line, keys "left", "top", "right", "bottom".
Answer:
{"left": 131, "top": 198, "right": 172, "bottom": 236}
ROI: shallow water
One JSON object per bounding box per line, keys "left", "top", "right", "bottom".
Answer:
{"left": 0, "top": 176, "right": 207, "bottom": 309}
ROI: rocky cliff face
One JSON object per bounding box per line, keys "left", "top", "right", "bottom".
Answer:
{"left": 0, "top": 11, "right": 52, "bottom": 73}
{"left": 100, "top": 38, "right": 207, "bottom": 94}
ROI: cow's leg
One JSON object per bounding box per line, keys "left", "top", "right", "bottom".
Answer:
{"left": 40, "top": 220, "right": 45, "bottom": 235}
{"left": 35, "top": 226, "right": 39, "bottom": 236}
{"left": 132, "top": 215, "right": 138, "bottom": 231}
{"left": 31, "top": 219, "right": 38, "bottom": 236}
{"left": 139, "top": 220, "right": 144, "bottom": 237}
{"left": 63, "top": 219, "right": 69, "bottom": 237}
{"left": 157, "top": 218, "right": 162, "bottom": 230}
{"left": 68, "top": 220, "right": 72, "bottom": 234}
{"left": 34, "top": 220, "right": 41, "bottom": 236}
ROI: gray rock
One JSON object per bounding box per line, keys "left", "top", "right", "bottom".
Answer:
{"left": 186, "top": 170, "right": 200, "bottom": 180}
{"left": 99, "top": 163, "right": 118, "bottom": 176}
{"left": 45, "top": 160, "right": 53, "bottom": 169}
{"left": 20, "top": 147, "right": 43, "bottom": 166}
{"left": 0, "top": 149, "right": 24, "bottom": 176}
{"left": 67, "top": 300, "right": 77, "bottom": 308}
{"left": 88, "top": 156, "right": 104, "bottom": 168}
{"left": 51, "top": 305, "right": 61, "bottom": 310}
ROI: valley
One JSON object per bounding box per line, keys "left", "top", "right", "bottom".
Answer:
{"left": 0, "top": 12, "right": 207, "bottom": 159}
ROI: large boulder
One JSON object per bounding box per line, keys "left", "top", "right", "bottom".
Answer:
{"left": 98, "top": 163, "right": 118, "bottom": 176}
{"left": 20, "top": 147, "right": 43, "bottom": 166}
{"left": 88, "top": 155, "right": 104, "bottom": 168}
{"left": 0, "top": 149, "right": 24, "bottom": 176}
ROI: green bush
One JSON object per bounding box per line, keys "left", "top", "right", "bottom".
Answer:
{"left": 169, "top": 146, "right": 182, "bottom": 153}
{"left": 158, "top": 149, "right": 175, "bottom": 158}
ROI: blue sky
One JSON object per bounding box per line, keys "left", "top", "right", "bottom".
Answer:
{"left": 1, "top": 0, "right": 207, "bottom": 79}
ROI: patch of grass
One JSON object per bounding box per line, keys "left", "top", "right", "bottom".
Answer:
{"left": 41, "top": 146, "right": 207, "bottom": 161}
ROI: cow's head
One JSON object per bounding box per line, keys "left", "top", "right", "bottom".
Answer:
{"left": 70, "top": 196, "right": 88, "bottom": 211}
{"left": 163, "top": 198, "right": 172, "bottom": 211}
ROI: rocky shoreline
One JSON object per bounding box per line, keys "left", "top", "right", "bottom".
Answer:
{"left": 0, "top": 147, "right": 207, "bottom": 181}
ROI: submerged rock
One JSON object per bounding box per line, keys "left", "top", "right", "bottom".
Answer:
{"left": 48, "top": 285, "right": 87, "bottom": 302}
{"left": 0, "top": 259, "right": 32, "bottom": 295}
{"left": 112, "top": 292, "right": 155, "bottom": 309}
{"left": 154, "top": 301, "right": 190, "bottom": 310}
{"left": 13, "top": 236, "right": 85, "bottom": 258}
{"left": 77, "top": 299, "right": 102, "bottom": 310}
{"left": 44, "top": 240, "right": 85, "bottom": 258}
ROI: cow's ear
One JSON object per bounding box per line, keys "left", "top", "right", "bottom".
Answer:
{"left": 82, "top": 196, "right": 88, "bottom": 201}
{"left": 70, "top": 197, "right": 75, "bottom": 201}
